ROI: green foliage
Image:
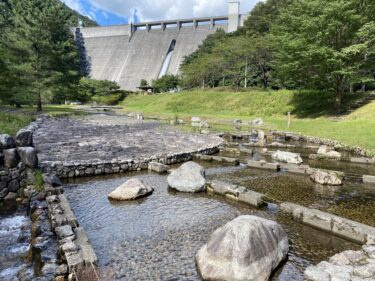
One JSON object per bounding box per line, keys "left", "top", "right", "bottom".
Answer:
{"left": 271, "top": 0, "right": 368, "bottom": 109}
{"left": 33, "top": 170, "right": 44, "bottom": 192}
{"left": 0, "top": 0, "right": 97, "bottom": 110}
{"left": 238, "top": 0, "right": 293, "bottom": 35}
{"left": 79, "top": 78, "right": 128, "bottom": 104}
{"left": 181, "top": 0, "right": 374, "bottom": 109}
{"left": 140, "top": 79, "right": 149, "bottom": 87}
{"left": 152, "top": 75, "right": 180, "bottom": 93}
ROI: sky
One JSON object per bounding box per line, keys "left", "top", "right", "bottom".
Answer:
{"left": 60, "top": 0, "right": 263, "bottom": 26}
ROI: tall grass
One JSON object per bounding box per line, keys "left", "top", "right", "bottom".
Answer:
{"left": 0, "top": 112, "right": 34, "bottom": 136}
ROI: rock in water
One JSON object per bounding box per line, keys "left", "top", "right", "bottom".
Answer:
{"left": 108, "top": 178, "right": 154, "bottom": 201}
{"left": 196, "top": 215, "right": 289, "bottom": 281}
{"left": 167, "top": 161, "right": 206, "bottom": 193}
{"left": 272, "top": 150, "right": 303, "bottom": 164}
{"left": 317, "top": 145, "right": 341, "bottom": 159}
{"left": 310, "top": 169, "right": 343, "bottom": 186}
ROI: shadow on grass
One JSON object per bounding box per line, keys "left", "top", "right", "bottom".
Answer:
{"left": 289, "top": 90, "right": 367, "bottom": 118}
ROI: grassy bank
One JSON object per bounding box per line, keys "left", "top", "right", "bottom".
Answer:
{"left": 0, "top": 105, "right": 85, "bottom": 136}
{"left": 122, "top": 90, "right": 375, "bottom": 153}
{"left": 0, "top": 112, "right": 34, "bottom": 136}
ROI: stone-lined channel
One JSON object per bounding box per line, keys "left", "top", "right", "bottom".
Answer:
{"left": 64, "top": 163, "right": 359, "bottom": 281}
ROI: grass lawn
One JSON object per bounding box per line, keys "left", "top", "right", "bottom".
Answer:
{"left": 0, "top": 112, "right": 34, "bottom": 136}
{"left": 121, "top": 90, "right": 375, "bottom": 154}
{"left": 0, "top": 105, "right": 85, "bottom": 136}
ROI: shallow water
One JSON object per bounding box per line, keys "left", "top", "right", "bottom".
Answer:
{"left": 64, "top": 167, "right": 359, "bottom": 281}
{"left": 218, "top": 142, "right": 375, "bottom": 226}
{"left": 0, "top": 214, "right": 31, "bottom": 279}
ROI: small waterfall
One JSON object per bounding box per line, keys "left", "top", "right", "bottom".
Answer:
{"left": 158, "top": 40, "right": 176, "bottom": 78}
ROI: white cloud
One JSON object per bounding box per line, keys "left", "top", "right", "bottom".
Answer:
{"left": 60, "top": 0, "right": 85, "bottom": 15}
{"left": 86, "top": 0, "right": 262, "bottom": 23}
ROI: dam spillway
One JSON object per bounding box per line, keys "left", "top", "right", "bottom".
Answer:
{"left": 77, "top": 2, "right": 248, "bottom": 90}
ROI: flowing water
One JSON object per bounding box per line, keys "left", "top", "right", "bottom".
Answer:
{"left": 0, "top": 213, "right": 31, "bottom": 280}
{"left": 64, "top": 163, "right": 360, "bottom": 281}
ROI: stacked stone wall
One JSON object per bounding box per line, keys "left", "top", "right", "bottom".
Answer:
{"left": 0, "top": 128, "right": 38, "bottom": 205}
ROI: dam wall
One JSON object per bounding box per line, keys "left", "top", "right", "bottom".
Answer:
{"left": 78, "top": 2, "right": 248, "bottom": 90}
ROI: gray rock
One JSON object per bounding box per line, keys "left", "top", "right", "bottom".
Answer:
{"left": 7, "top": 180, "right": 20, "bottom": 192}
{"left": 317, "top": 145, "right": 341, "bottom": 159}
{"left": 4, "top": 149, "right": 20, "bottom": 169}
{"left": 250, "top": 118, "right": 263, "bottom": 126}
{"left": 304, "top": 266, "right": 330, "bottom": 281}
{"left": 55, "top": 225, "right": 74, "bottom": 239}
{"left": 196, "top": 215, "right": 289, "bottom": 281}
{"left": 272, "top": 150, "right": 303, "bottom": 165}
{"left": 17, "top": 147, "right": 38, "bottom": 168}
{"left": 4, "top": 192, "right": 17, "bottom": 202}
{"left": 167, "top": 162, "right": 206, "bottom": 193}
{"left": 148, "top": 162, "right": 169, "bottom": 174}
{"left": 15, "top": 129, "right": 33, "bottom": 147}
{"left": 310, "top": 169, "right": 343, "bottom": 186}
{"left": 43, "top": 175, "right": 62, "bottom": 187}
{"left": 0, "top": 188, "right": 8, "bottom": 199}
{"left": 0, "top": 134, "right": 16, "bottom": 150}
{"left": 108, "top": 178, "right": 154, "bottom": 201}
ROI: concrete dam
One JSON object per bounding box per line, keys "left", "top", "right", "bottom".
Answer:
{"left": 78, "top": 2, "right": 248, "bottom": 91}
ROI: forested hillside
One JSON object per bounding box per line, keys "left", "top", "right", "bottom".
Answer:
{"left": 0, "top": 0, "right": 104, "bottom": 111}
{"left": 181, "top": 0, "right": 375, "bottom": 109}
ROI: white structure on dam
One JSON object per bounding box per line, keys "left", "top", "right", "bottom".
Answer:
{"left": 78, "top": 1, "right": 249, "bottom": 90}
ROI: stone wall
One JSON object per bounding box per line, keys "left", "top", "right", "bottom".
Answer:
{"left": 40, "top": 147, "right": 219, "bottom": 179}
{"left": 0, "top": 129, "right": 38, "bottom": 206}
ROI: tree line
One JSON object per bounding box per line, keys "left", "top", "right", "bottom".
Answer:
{"left": 0, "top": 0, "right": 126, "bottom": 110}
{"left": 180, "top": 0, "right": 375, "bottom": 109}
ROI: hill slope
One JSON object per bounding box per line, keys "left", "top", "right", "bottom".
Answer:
{"left": 121, "top": 90, "right": 375, "bottom": 153}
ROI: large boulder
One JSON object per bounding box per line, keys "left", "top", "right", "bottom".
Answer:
{"left": 0, "top": 134, "right": 16, "bottom": 150}
{"left": 108, "top": 178, "right": 154, "bottom": 201}
{"left": 17, "top": 147, "right": 38, "bottom": 168}
{"left": 272, "top": 150, "right": 303, "bottom": 164}
{"left": 310, "top": 169, "right": 343, "bottom": 186}
{"left": 4, "top": 149, "right": 20, "bottom": 168}
{"left": 196, "top": 215, "right": 289, "bottom": 281}
{"left": 167, "top": 161, "right": 206, "bottom": 193}
{"left": 15, "top": 129, "right": 33, "bottom": 147}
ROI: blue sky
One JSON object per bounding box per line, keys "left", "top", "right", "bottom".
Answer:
{"left": 61, "top": 0, "right": 263, "bottom": 26}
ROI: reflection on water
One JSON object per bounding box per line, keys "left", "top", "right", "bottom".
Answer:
{"left": 64, "top": 168, "right": 359, "bottom": 281}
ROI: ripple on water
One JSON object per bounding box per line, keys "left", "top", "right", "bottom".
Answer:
{"left": 0, "top": 215, "right": 31, "bottom": 273}
{"left": 64, "top": 169, "right": 359, "bottom": 281}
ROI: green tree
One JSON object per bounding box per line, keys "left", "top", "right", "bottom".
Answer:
{"left": 239, "top": 0, "right": 293, "bottom": 35}
{"left": 152, "top": 75, "right": 180, "bottom": 93}
{"left": 140, "top": 79, "right": 149, "bottom": 87}
{"left": 272, "top": 0, "right": 366, "bottom": 109}
{"left": 8, "top": 0, "right": 81, "bottom": 110}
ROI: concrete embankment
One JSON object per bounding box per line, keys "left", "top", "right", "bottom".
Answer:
{"left": 281, "top": 202, "right": 375, "bottom": 244}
